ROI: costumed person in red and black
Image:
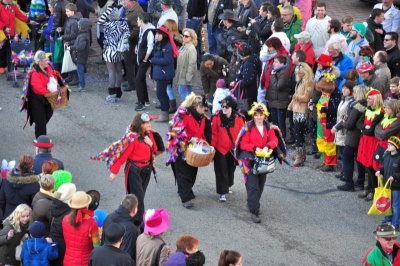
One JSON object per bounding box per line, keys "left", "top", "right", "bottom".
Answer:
{"left": 235, "top": 103, "right": 282, "bottom": 224}
{"left": 211, "top": 96, "right": 245, "bottom": 202}
{"left": 20, "top": 50, "right": 67, "bottom": 138}
{"left": 0, "top": 0, "right": 29, "bottom": 74}
{"left": 357, "top": 89, "right": 384, "bottom": 202}
{"left": 166, "top": 93, "right": 211, "bottom": 209}
{"left": 91, "top": 113, "right": 164, "bottom": 230}
{"left": 315, "top": 70, "right": 342, "bottom": 172}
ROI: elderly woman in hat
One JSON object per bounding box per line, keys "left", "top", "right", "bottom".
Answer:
{"left": 166, "top": 93, "right": 211, "bottom": 208}
{"left": 293, "top": 31, "right": 315, "bottom": 68}
{"left": 62, "top": 191, "right": 100, "bottom": 266}
{"left": 356, "top": 89, "right": 384, "bottom": 201}
{"left": 235, "top": 103, "right": 278, "bottom": 223}
{"left": 211, "top": 96, "right": 245, "bottom": 202}
{"left": 20, "top": 50, "right": 66, "bottom": 138}
{"left": 362, "top": 224, "right": 400, "bottom": 265}
{"left": 50, "top": 183, "right": 76, "bottom": 266}
{"left": 92, "top": 112, "right": 164, "bottom": 230}
{"left": 150, "top": 25, "right": 178, "bottom": 122}
{"left": 136, "top": 208, "right": 170, "bottom": 265}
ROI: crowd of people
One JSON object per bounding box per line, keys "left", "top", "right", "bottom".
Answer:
{"left": 3, "top": 0, "right": 400, "bottom": 263}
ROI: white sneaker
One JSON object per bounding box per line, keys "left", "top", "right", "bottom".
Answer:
{"left": 229, "top": 188, "right": 233, "bottom": 194}
{"left": 219, "top": 195, "right": 226, "bottom": 202}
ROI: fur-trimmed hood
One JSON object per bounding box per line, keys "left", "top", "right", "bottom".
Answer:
{"left": 7, "top": 169, "right": 39, "bottom": 187}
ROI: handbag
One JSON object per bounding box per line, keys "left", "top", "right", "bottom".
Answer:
{"left": 61, "top": 49, "right": 77, "bottom": 73}
{"left": 53, "top": 33, "right": 64, "bottom": 64}
{"left": 230, "top": 81, "right": 251, "bottom": 112}
{"left": 368, "top": 176, "right": 392, "bottom": 216}
{"left": 252, "top": 156, "right": 275, "bottom": 175}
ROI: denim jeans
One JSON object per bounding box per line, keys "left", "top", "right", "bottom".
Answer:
{"left": 167, "top": 83, "right": 175, "bottom": 100}
{"left": 156, "top": 79, "right": 170, "bottom": 111}
{"left": 186, "top": 18, "right": 202, "bottom": 65}
{"left": 270, "top": 108, "right": 287, "bottom": 139}
{"left": 178, "top": 85, "right": 192, "bottom": 102}
{"left": 76, "top": 63, "right": 85, "bottom": 88}
{"left": 385, "top": 190, "right": 400, "bottom": 229}
{"left": 207, "top": 24, "right": 222, "bottom": 54}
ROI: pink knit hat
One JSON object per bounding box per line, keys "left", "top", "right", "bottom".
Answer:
{"left": 216, "top": 79, "right": 225, "bottom": 89}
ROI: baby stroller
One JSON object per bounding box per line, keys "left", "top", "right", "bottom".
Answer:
{"left": 6, "top": 35, "right": 33, "bottom": 88}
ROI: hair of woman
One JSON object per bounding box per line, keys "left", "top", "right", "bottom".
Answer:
{"left": 18, "top": 154, "right": 34, "bottom": 174}
{"left": 218, "top": 250, "right": 241, "bottom": 266}
{"left": 130, "top": 112, "right": 148, "bottom": 135}
{"left": 295, "top": 62, "right": 314, "bottom": 83}
{"left": 5, "top": 204, "right": 32, "bottom": 232}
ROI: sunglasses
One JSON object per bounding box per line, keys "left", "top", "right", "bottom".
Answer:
{"left": 221, "top": 105, "right": 230, "bottom": 109}
{"left": 383, "top": 237, "right": 397, "bottom": 241}
{"left": 183, "top": 35, "right": 191, "bottom": 38}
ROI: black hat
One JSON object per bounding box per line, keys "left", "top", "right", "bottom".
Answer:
{"left": 373, "top": 224, "right": 399, "bottom": 237}
{"left": 219, "top": 95, "right": 237, "bottom": 110}
{"left": 86, "top": 190, "right": 100, "bottom": 211}
{"left": 33, "top": 135, "right": 54, "bottom": 148}
{"left": 104, "top": 223, "right": 125, "bottom": 244}
{"left": 160, "top": 0, "right": 173, "bottom": 5}
{"left": 235, "top": 42, "right": 251, "bottom": 57}
{"left": 218, "top": 9, "right": 238, "bottom": 21}
{"left": 186, "top": 251, "right": 206, "bottom": 266}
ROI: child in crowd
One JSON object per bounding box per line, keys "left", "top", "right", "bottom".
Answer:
{"left": 165, "top": 235, "right": 199, "bottom": 266}
{"left": 39, "top": 0, "right": 55, "bottom": 55}
{"left": 375, "top": 136, "right": 400, "bottom": 230}
{"left": 68, "top": 18, "right": 92, "bottom": 92}
{"left": 212, "top": 79, "right": 230, "bottom": 114}
{"left": 60, "top": 3, "right": 82, "bottom": 86}
{"left": 21, "top": 221, "right": 58, "bottom": 265}
{"left": 384, "top": 77, "right": 400, "bottom": 100}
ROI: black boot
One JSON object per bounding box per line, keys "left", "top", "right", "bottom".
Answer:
{"left": 168, "top": 99, "right": 177, "bottom": 113}
{"left": 115, "top": 87, "right": 122, "bottom": 98}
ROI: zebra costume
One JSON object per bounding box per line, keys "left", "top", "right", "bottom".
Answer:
{"left": 98, "top": 6, "right": 130, "bottom": 63}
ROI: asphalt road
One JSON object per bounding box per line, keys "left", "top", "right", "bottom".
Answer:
{"left": 0, "top": 0, "right": 388, "bottom": 265}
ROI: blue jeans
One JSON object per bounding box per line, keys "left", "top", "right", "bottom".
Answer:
{"left": 186, "top": 18, "right": 202, "bottom": 65}
{"left": 207, "top": 24, "right": 222, "bottom": 54}
{"left": 167, "top": 83, "right": 175, "bottom": 100}
{"left": 385, "top": 190, "right": 400, "bottom": 229}
{"left": 270, "top": 108, "right": 287, "bottom": 139}
{"left": 76, "top": 63, "right": 85, "bottom": 88}
{"left": 156, "top": 79, "right": 170, "bottom": 111}
{"left": 178, "top": 85, "right": 192, "bottom": 102}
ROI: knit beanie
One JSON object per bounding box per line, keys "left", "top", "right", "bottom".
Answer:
{"left": 352, "top": 23, "right": 367, "bottom": 37}
{"left": 29, "top": 221, "right": 45, "bottom": 238}
{"left": 216, "top": 79, "right": 226, "bottom": 89}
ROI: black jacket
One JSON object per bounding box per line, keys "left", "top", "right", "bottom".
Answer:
{"left": 236, "top": 0, "right": 258, "bottom": 27}
{"left": 248, "top": 16, "right": 272, "bottom": 55}
{"left": 379, "top": 152, "right": 400, "bottom": 190}
{"left": 72, "top": 0, "right": 95, "bottom": 18}
{"left": 205, "top": 0, "right": 233, "bottom": 32}
{"left": 51, "top": 0, "right": 67, "bottom": 37}
{"left": 101, "top": 205, "right": 140, "bottom": 260}
{"left": 336, "top": 99, "right": 367, "bottom": 148}
{"left": 187, "top": 0, "right": 207, "bottom": 18}
{"left": 89, "top": 245, "right": 135, "bottom": 266}
{"left": 366, "top": 17, "right": 385, "bottom": 53}
{"left": 70, "top": 18, "right": 92, "bottom": 65}
{"left": 217, "top": 22, "right": 246, "bottom": 60}
{"left": 387, "top": 45, "right": 400, "bottom": 78}
{"left": 237, "top": 55, "right": 261, "bottom": 104}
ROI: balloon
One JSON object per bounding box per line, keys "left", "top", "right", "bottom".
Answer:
{"left": 93, "top": 209, "right": 107, "bottom": 227}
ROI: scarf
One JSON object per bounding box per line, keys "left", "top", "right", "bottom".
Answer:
{"left": 220, "top": 112, "right": 235, "bottom": 128}
{"left": 75, "top": 209, "right": 94, "bottom": 223}
{"left": 261, "top": 49, "right": 288, "bottom": 90}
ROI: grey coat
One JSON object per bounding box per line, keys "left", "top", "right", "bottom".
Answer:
{"left": 62, "top": 12, "right": 82, "bottom": 45}
{"left": 374, "top": 63, "right": 391, "bottom": 92}
{"left": 70, "top": 18, "right": 92, "bottom": 65}
{"left": 176, "top": 43, "right": 197, "bottom": 86}
{"left": 333, "top": 95, "right": 354, "bottom": 147}
{"left": 0, "top": 220, "right": 29, "bottom": 265}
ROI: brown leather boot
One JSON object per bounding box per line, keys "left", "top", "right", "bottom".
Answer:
{"left": 293, "top": 147, "right": 305, "bottom": 167}
{"left": 320, "top": 164, "right": 335, "bottom": 172}
{"left": 155, "top": 111, "right": 169, "bottom": 123}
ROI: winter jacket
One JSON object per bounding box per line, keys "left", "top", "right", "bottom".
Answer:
{"left": 21, "top": 238, "right": 58, "bottom": 266}
{"left": 33, "top": 153, "right": 64, "bottom": 174}
{"left": 51, "top": 0, "right": 67, "bottom": 36}
{"left": 379, "top": 151, "right": 400, "bottom": 190}
{"left": 319, "top": 88, "right": 342, "bottom": 129}
{"left": 333, "top": 95, "right": 354, "bottom": 147}
{"left": 200, "top": 54, "right": 229, "bottom": 95}
{"left": 70, "top": 18, "right": 92, "bottom": 65}
{"left": 366, "top": 17, "right": 385, "bottom": 53}
{"left": 293, "top": 42, "right": 315, "bottom": 68}
{"left": 164, "top": 252, "right": 187, "bottom": 266}
{"left": 62, "top": 214, "right": 99, "bottom": 266}
{"left": 336, "top": 99, "right": 367, "bottom": 148}
{"left": 205, "top": 0, "right": 233, "bottom": 32}
{"left": 332, "top": 53, "right": 353, "bottom": 87}
{"left": 212, "top": 112, "right": 245, "bottom": 155}
{"left": 267, "top": 64, "right": 291, "bottom": 110}
{"left": 387, "top": 45, "right": 400, "bottom": 78}
{"left": 150, "top": 42, "right": 175, "bottom": 81}
{"left": 89, "top": 244, "right": 135, "bottom": 266}
{"left": 49, "top": 198, "right": 70, "bottom": 266}
{"left": 287, "top": 79, "right": 314, "bottom": 114}
{"left": 375, "top": 63, "right": 391, "bottom": 91}
{"left": 237, "top": 55, "right": 261, "bottom": 104}
{"left": 42, "top": 15, "right": 55, "bottom": 42}
{"left": 0, "top": 220, "right": 29, "bottom": 265}
{"left": 362, "top": 242, "right": 400, "bottom": 266}
{"left": 347, "top": 37, "right": 369, "bottom": 68}
{"left": 248, "top": 16, "right": 272, "bottom": 55}
{"left": 373, "top": 2, "right": 400, "bottom": 33}
{"left": 364, "top": 74, "right": 386, "bottom": 95}
{"left": 236, "top": 0, "right": 258, "bottom": 27}
{"left": 32, "top": 192, "right": 53, "bottom": 237}
{"left": 0, "top": 170, "right": 40, "bottom": 219}
{"left": 384, "top": 91, "right": 400, "bottom": 100}
{"left": 187, "top": 0, "right": 207, "bottom": 18}
{"left": 136, "top": 234, "right": 169, "bottom": 266}
{"left": 176, "top": 43, "right": 197, "bottom": 86}
{"left": 101, "top": 205, "right": 140, "bottom": 260}
{"left": 239, "top": 120, "right": 278, "bottom": 152}
{"left": 217, "top": 22, "right": 247, "bottom": 59}
{"left": 62, "top": 12, "right": 82, "bottom": 45}
{"left": 282, "top": 15, "right": 302, "bottom": 53}
{"left": 124, "top": 2, "right": 143, "bottom": 44}
{"left": 73, "top": 0, "right": 95, "bottom": 19}
{"left": 0, "top": 2, "right": 28, "bottom": 37}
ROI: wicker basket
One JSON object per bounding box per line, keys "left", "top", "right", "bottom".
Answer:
{"left": 45, "top": 86, "right": 69, "bottom": 110}
{"left": 185, "top": 140, "right": 215, "bottom": 167}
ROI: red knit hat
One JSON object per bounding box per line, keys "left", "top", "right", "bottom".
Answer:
{"left": 357, "top": 62, "right": 374, "bottom": 73}
{"left": 316, "top": 54, "right": 332, "bottom": 67}
{"left": 366, "top": 88, "right": 381, "bottom": 97}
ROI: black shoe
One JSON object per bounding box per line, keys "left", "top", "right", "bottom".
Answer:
{"left": 123, "top": 86, "right": 135, "bottom": 92}
{"left": 339, "top": 176, "right": 347, "bottom": 182}
{"left": 67, "top": 78, "right": 79, "bottom": 86}
{"left": 251, "top": 213, "right": 261, "bottom": 223}
{"left": 307, "top": 150, "right": 318, "bottom": 155}
{"left": 285, "top": 136, "right": 295, "bottom": 145}
{"left": 135, "top": 103, "right": 145, "bottom": 111}
{"left": 365, "top": 193, "right": 374, "bottom": 202}
{"left": 314, "top": 153, "right": 321, "bottom": 159}
{"left": 358, "top": 189, "right": 371, "bottom": 198}
{"left": 155, "top": 102, "right": 161, "bottom": 109}
{"left": 335, "top": 172, "right": 344, "bottom": 179}
{"left": 64, "top": 75, "right": 74, "bottom": 83}
{"left": 354, "top": 184, "right": 364, "bottom": 191}
{"left": 337, "top": 184, "right": 355, "bottom": 192}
